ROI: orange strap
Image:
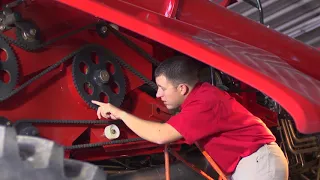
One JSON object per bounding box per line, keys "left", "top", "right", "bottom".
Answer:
{"left": 195, "top": 142, "right": 228, "bottom": 180}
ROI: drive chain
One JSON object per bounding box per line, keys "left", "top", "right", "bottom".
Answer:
{"left": 113, "top": 52, "right": 158, "bottom": 90}
{"left": 0, "top": 21, "right": 158, "bottom": 101}
{"left": 12, "top": 119, "right": 145, "bottom": 149}
{"left": 65, "top": 138, "right": 144, "bottom": 150}
{"left": 1, "top": 21, "right": 160, "bottom": 149}
{"left": 0, "top": 44, "right": 95, "bottom": 101}
{"left": 105, "top": 23, "right": 160, "bottom": 66}
{"left": 0, "top": 23, "right": 96, "bottom": 51}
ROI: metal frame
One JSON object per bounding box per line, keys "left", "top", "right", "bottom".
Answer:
{"left": 57, "top": 0, "right": 320, "bottom": 134}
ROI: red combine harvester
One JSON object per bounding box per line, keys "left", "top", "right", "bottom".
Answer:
{"left": 0, "top": 0, "right": 319, "bottom": 179}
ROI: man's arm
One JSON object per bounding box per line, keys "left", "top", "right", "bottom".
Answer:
{"left": 119, "top": 111, "right": 182, "bottom": 144}
{"left": 91, "top": 100, "right": 182, "bottom": 144}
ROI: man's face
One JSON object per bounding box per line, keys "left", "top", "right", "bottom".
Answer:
{"left": 155, "top": 75, "right": 185, "bottom": 110}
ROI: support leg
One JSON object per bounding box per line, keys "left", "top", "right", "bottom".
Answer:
{"left": 165, "top": 144, "right": 170, "bottom": 180}
{"left": 169, "top": 148, "right": 215, "bottom": 180}
{"left": 196, "top": 143, "right": 228, "bottom": 180}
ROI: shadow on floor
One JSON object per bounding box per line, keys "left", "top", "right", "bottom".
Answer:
{"left": 107, "top": 151, "right": 220, "bottom": 180}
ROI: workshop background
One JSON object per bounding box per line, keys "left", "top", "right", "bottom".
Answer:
{"left": 227, "top": 0, "right": 320, "bottom": 48}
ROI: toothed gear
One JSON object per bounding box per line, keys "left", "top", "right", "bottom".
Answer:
{"left": 72, "top": 45, "right": 126, "bottom": 110}
{"left": 0, "top": 36, "right": 18, "bottom": 100}
{"left": 15, "top": 20, "right": 42, "bottom": 49}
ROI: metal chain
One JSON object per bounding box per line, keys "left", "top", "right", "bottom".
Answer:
{"left": 13, "top": 119, "right": 116, "bottom": 126}
{"left": 113, "top": 53, "right": 158, "bottom": 90}
{"left": 0, "top": 44, "right": 94, "bottom": 101}
{"left": 106, "top": 23, "right": 160, "bottom": 66}
{"left": 0, "top": 22, "right": 159, "bottom": 101}
{"left": 0, "top": 23, "right": 96, "bottom": 51}
{"left": 65, "top": 138, "right": 144, "bottom": 150}
{"left": 12, "top": 119, "right": 145, "bottom": 149}
{"left": 1, "top": 21, "right": 159, "bottom": 149}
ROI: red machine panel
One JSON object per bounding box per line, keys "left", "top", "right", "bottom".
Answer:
{"left": 0, "top": 1, "right": 318, "bottom": 179}
{"left": 57, "top": 0, "right": 320, "bottom": 134}
{"left": 0, "top": 0, "right": 181, "bottom": 161}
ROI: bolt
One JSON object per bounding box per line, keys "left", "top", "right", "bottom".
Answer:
{"left": 0, "top": 25, "right": 5, "bottom": 31}
{"left": 111, "top": 129, "right": 116, "bottom": 134}
{"left": 100, "top": 26, "right": 108, "bottom": 34}
{"left": 99, "top": 70, "right": 110, "bottom": 83}
{"left": 29, "top": 29, "right": 36, "bottom": 36}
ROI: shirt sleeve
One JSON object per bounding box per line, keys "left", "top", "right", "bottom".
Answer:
{"left": 166, "top": 99, "right": 221, "bottom": 145}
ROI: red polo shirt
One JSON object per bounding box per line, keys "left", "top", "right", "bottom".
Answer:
{"left": 167, "top": 82, "right": 276, "bottom": 174}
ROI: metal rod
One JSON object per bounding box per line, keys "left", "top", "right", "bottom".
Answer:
{"left": 195, "top": 142, "right": 228, "bottom": 180}
{"left": 284, "top": 120, "right": 317, "bottom": 148}
{"left": 168, "top": 149, "right": 215, "bottom": 180}
{"left": 317, "top": 158, "right": 320, "bottom": 180}
{"left": 210, "top": 67, "right": 216, "bottom": 86}
{"left": 256, "top": 0, "right": 264, "bottom": 24}
{"left": 242, "top": 0, "right": 264, "bottom": 24}
{"left": 280, "top": 119, "right": 319, "bottom": 154}
{"left": 164, "top": 144, "right": 170, "bottom": 180}
{"left": 287, "top": 120, "right": 317, "bottom": 143}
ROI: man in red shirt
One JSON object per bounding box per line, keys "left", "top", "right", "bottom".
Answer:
{"left": 92, "top": 56, "right": 289, "bottom": 179}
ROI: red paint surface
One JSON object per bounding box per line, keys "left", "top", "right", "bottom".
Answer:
{"left": 57, "top": 0, "right": 320, "bottom": 134}
{"left": 0, "top": 0, "right": 319, "bottom": 163}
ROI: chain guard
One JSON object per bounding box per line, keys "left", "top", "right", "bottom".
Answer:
{"left": 0, "top": 36, "right": 18, "bottom": 100}
{"left": 72, "top": 45, "right": 126, "bottom": 110}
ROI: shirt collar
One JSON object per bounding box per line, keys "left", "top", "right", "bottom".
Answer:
{"left": 181, "top": 82, "right": 202, "bottom": 109}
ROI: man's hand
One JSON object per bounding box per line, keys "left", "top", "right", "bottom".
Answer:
{"left": 91, "top": 100, "right": 182, "bottom": 144}
{"left": 91, "top": 100, "right": 125, "bottom": 120}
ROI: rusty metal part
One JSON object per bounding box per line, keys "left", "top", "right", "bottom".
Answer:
{"left": 278, "top": 118, "right": 320, "bottom": 179}
{"left": 287, "top": 120, "right": 317, "bottom": 144}
{"left": 280, "top": 119, "right": 320, "bottom": 154}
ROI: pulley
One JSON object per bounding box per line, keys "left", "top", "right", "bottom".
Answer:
{"left": 104, "top": 124, "right": 120, "bottom": 140}
{"left": 15, "top": 20, "right": 42, "bottom": 49}
{"left": 72, "top": 45, "right": 126, "bottom": 109}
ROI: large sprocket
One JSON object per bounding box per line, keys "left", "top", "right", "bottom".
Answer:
{"left": 0, "top": 36, "right": 18, "bottom": 100}
{"left": 72, "top": 45, "right": 126, "bottom": 110}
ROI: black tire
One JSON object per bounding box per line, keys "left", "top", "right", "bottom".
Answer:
{"left": 0, "top": 125, "right": 107, "bottom": 180}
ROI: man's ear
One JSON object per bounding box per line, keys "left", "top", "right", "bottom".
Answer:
{"left": 178, "top": 84, "right": 189, "bottom": 95}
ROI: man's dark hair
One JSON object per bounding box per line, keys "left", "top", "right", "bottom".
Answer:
{"left": 154, "top": 55, "right": 202, "bottom": 86}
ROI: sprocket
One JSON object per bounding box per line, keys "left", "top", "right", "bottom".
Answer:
{"left": 15, "top": 20, "right": 42, "bottom": 49}
{"left": 72, "top": 45, "right": 126, "bottom": 110}
{"left": 0, "top": 36, "right": 19, "bottom": 100}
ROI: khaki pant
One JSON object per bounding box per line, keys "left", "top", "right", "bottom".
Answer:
{"left": 230, "top": 142, "right": 289, "bottom": 180}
